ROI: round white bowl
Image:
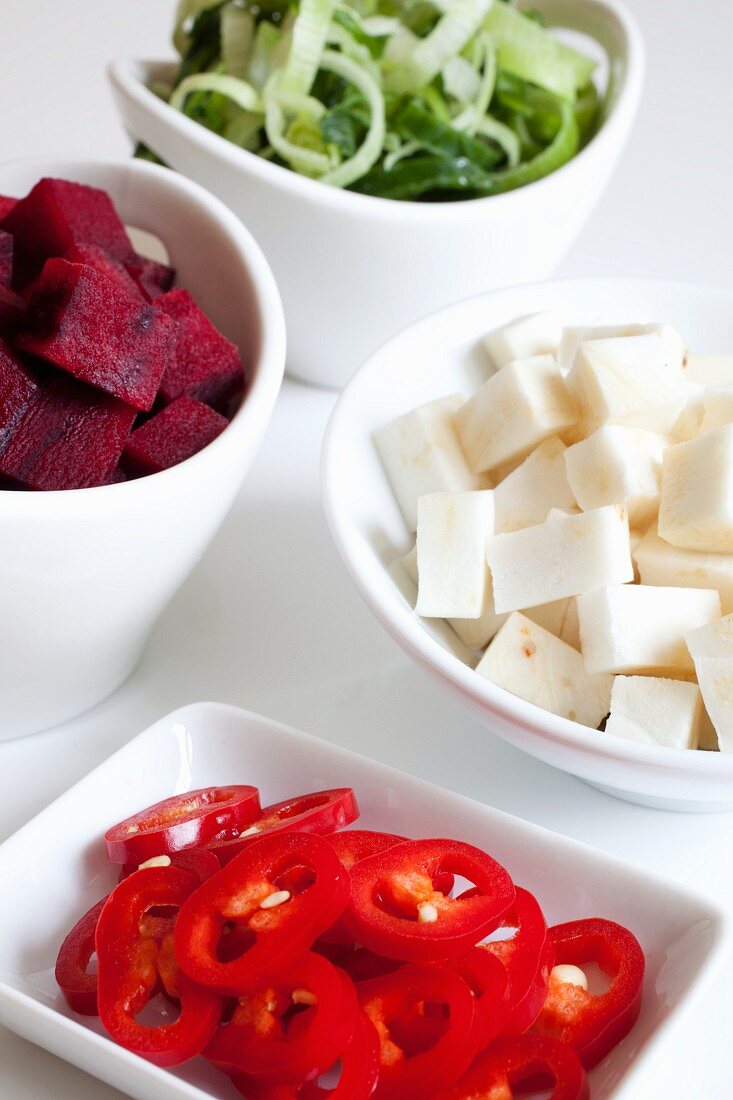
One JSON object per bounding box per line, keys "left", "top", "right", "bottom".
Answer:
{"left": 0, "top": 156, "right": 286, "bottom": 739}
{"left": 322, "top": 277, "right": 733, "bottom": 812}
{"left": 108, "top": 0, "right": 643, "bottom": 390}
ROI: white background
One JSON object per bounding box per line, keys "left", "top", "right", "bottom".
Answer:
{"left": 1, "top": 0, "right": 732, "bottom": 1095}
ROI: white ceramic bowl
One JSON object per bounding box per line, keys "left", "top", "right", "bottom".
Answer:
{"left": 108, "top": 0, "right": 643, "bottom": 390}
{"left": 323, "top": 277, "right": 733, "bottom": 812}
{"left": 0, "top": 157, "right": 285, "bottom": 740}
{"left": 0, "top": 700, "right": 728, "bottom": 1100}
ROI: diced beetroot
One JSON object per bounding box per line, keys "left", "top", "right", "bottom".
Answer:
{"left": 104, "top": 465, "right": 127, "bottom": 484}
{"left": 122, "top": 395, "right": 227, "bottom": 476}
{"left": 130, "top": 255, "right": 175, "bottom": 300}
{"left": 64, "top": 244, "right": 143, "bottom": 301}
{"left": 0, "top": 285, "right": 26, "bottom": 335}
{"left": 1, "top": 178, "right": 136, "bottom": 286}
{"left": 154, "top": 289, "right": 243, "bottom": 410}
{"left": 0, "top": 230, "right": 13, "bottom": 287}
{"left": 0, "top": 372, "right": 136, "bottom": 491}
{"left": 16, "top": 258, "right": 176, "bottom": 411}
{"left": 0, "top": 195, "right": 17, "bottom": 220}
{"left": 0, "top": 340, "right": 38, "bottom": 451}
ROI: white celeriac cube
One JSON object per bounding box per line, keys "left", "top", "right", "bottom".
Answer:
{"left": 671, "top": 380, "right": 706, "bottom": 442}
{"left": 605, "top": 676, "right": 703, "bottom": 749}
{"left": 559, "top": 323, "right": 686, "bottom": 374}
{"left": 490, "top": 453, "right": 526, "bottom": 485}
{"left": 476, "top": 612, "right": 613, "bottom": 727}
{"left": 564, "top": 426, "right": 666, "bottom": 527}
{"left": 577, "top": 584, "right": 722, "bottom": 675}
{"left": 487, "top": 506, "right": 633, "bottom": 614}
{"left": 684, "top": 353, "right": 733, "bottom": 387}
{"left": 699, "top": 385, "right": 733, "bottom": 434}
{"left": 405, "top": 545, "right": 572, "bottom": 650}
{"left": 374, "top": 395, "right": 485, "bottom": 531}
{"left": 560, "top": 598, "right": 581, "bottom": 649}
{"left": 566, "top": 334, "right": 687, "bottom": 435}
{"left": 635, "top": 525, "right": 733, "bottom": 614}
{"left": 658, "top": 426, "right": 733, "bottom": 552}
{"left": 482, "top": 312, "right": 561, "bottom": 372}
{"left": 416, "top": 491, "right": 494, "bottom": 618}
{"left": 546, "top": 507, "right": 582, "bottom": 520}
{"left": 699, "top": 707, "right": 720, "bottom": 751}
{"left": 685, "top": 614, "right": 733, "bottom": 752}
{"left": 387, "top": 556, "right": 476, "bottom": 666}
{"left": 403, "top": 544, "right": 506, "bottom": 650}
{"left": 494, "top": 436, "right": 577, "bottom": 533}
{"left": 525, "top": 598, "right": 572, "bottom": 637}
{"left": 455, "top": 356, "right": 578, "bottom": 474}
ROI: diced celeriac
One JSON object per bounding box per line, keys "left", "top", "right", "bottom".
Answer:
{"left": 547, "top": 507, "right": 581, "bottom": 520}
{"left": 699, "top": 706, "right": 720, "bottom": 751}
{"left": 670, "top": 380, "right": 706, "bottom": 442}
{"left": 455, "top": 356, "right": 577, "bottom": 474}
{"left": 560, "top": 597, "right": 581, "bottom": 649}
{"left": 685, "top": 614, "right": 733, "bottom": 752}
{"left": 476, "top": 612, "right": 613, "bottom": 727}
{"left": 658, "top": 426, "right": 733, "bottom": 552}
{"left": 559, "top": 323, "right": 686, "bottom": 374}
{"left": 482, "top": 312, "right": 561, "bottom": 372}
{"left": 525, "top": 598, "right": 572, "bottom": 637}
{"left": 487, "top": 506, "right": 633, "bottom": 614}
{"left": 406, "top": 545, "right": 572, "bottom": 650}
{"left": 403, "top": 543, "right": 507, "bottom": 650}
{"left": 577, "top": 584, "right": 721, "bottom": 675}
{"left": 605, "top": 676, "right": 703, "bottom": 749}
{"left": 564, "top": 426, "right": 666, "bottom": 527}
{"left": 635, "top": 524, "right": 733, "bottom": 614}
{"left": 416, "top": 491, "right": 494, "bottom": 618}
{"left": 386, "top": 556, "right": 476, "bottom": 666}
{"left": 699, "top": 385, "right": 733, "bottom": 434}
{"left": 491, "top": 452, "right": 526, "bottom": 485}
{"left": 494, "top": 436, "right": 577, "bottom": 533}
{"left": 566, "top": 334, "right": 688, "bottom": 436}
{"left": 684, "top": 353, "right": 733, "bottom": 388}
{"left": 374, "top": 395, "right": 485, "bottom": 531}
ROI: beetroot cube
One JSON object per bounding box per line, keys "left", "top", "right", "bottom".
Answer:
{"left": 154, "top": 289, "right": 243, "bottom": 410}
{"left": 0, "top": 340, "right": 38, "bottom": 451}
{"left": 0, "top": 230, "right": 13, "bottom": 287}
{"left": 64, "top": 244, "right": 143, "bottom": 301}
{"left": 122, "top": 395, "right": 227, "bottom": 476}
{"left": 17, "top": 258, "right": 176, "bottom": 411}
{"left": 1, "top": 178, "right": 136, "bottom": 286}
{"left": 0, "top": 373, "right": 136, "bottom": 490}
{"left": 0, "top": 195, "right": 17, "bottom": 220}
{"left": 0, "top": 285, "right": 27, "bottom": 335}
{"left": 104, "top": 464, "right": 127, "bottom": 484}
{"left": 130, "top": 255, "right": 176, "bottom": 301}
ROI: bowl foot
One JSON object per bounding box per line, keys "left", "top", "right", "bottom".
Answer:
{"left": 585, "top": 779, "right": 733, "bottom": 814}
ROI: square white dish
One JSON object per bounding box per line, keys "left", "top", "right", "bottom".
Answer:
{"left": 0, "top": 701, "right": 727, "bottom": 1100}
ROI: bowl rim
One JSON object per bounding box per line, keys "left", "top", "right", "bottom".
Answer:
{"left": 0, "top": 155, "right": 286, "bottom": 509}
{"left": 108, "top": 0, "right": 644, "bottom": 221}
{"left": 322, "top": 274, "right": 733, "bottom": 782}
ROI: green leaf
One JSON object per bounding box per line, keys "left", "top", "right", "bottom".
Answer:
{"left": 394, "top": 99, "right": 503, "bottom": 170}
{"left": 319, "top": 109, "right": 360, "bottom": 157}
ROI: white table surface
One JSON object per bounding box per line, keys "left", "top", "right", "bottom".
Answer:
{"left": 1, "top": 1, "right": 732, "bottom": 1095}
